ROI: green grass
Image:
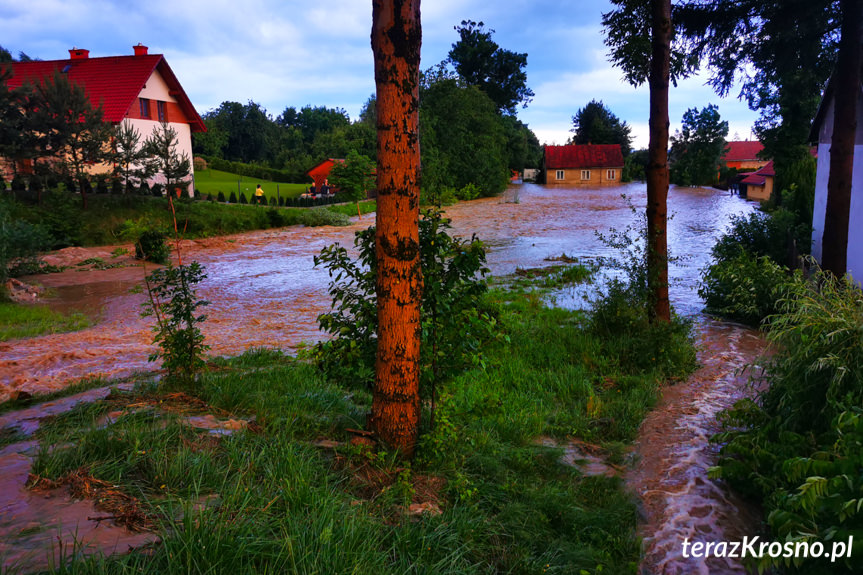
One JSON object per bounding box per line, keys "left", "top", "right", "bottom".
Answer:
{"left": 194, "top": 168, "right": 308, "bottom": 202}
{"left": 9, "top": 193, "right": 376, "bottom": 248}
{"left": 19, "top": 278, "right": 697, "bottom": 574}
{"left": 0, "top": 301, "right": 90, "bottom": 341}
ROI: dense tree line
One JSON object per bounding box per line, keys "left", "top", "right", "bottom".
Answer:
{"left": 192, "top": 20, "right": 541, "bottom": 198}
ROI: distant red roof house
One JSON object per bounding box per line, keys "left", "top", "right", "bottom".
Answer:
{"left": 1, "top": 45, "right": 205, "bottom": 190}
{"left": 544, "top": 144, "right": 624, "bottom": 186}
{"left": 722, "top": 141, "right": 768, "bottom": 171}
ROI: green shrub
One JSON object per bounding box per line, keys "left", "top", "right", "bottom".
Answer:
{"left": 712, "top": 209, "right": 808, "bottom": 267}
{"left": 135, "top": 230, "right": 170, "bottom": 264}
{"left": 141, "top": 261, "right": 210, "bottom": 385}
{"left": 711, "top": 270, "right": 863, "bottom": 573}
{"left": 313, "top": 209, "right": 498, "bottom": 391}
{"left": 239, "top": 192, "right": 248, "bottom": 205}
{"left": 698, "top": 250, "right": 790, "bottom": 326}
{"left": 217, "top": 191, "right": 226, "bottom": 203}
{"left": 0, "top": 207, "right": 52, "bottom": 287}
{"left": 228, "top": 192, "right": 237, "bottom": 204}
{"left": 454, "top": 183, "right": 481, "bottom": 201}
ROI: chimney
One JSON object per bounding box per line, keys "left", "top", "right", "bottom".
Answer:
{"left": 69, "top": 47, "right": 89, "bottom": 60}
{"left": 133, "top": 44, "right": 149, "bottom": 56}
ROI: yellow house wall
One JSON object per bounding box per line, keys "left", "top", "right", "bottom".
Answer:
{"left": 746, "top": 176, "right": 774, "bottom": 201}
{"left": 548, "top": 167, "right": 623, "bottom": 186}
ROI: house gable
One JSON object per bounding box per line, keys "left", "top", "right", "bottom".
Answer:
{"left": 544, "top": 144, "right": 624, "bottom": 186}
{"left": 3, "top": 49, "right": 205, "bottom": 132}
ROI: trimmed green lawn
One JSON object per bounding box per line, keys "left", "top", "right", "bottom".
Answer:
{"left": 194, "top": 169, "right": 308, "bottom": 202}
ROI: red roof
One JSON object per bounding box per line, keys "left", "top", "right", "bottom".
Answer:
{"left": 723, "top": 141, "right": 764, "bottom": 162}
{"left": 3, "top": 53, "right": 205, "bottom": 132}
{"left": 739, "top": 161, "right": 774, "bottom": 186}
{"left": 544, "top": 144, "right": 624, "bottom": 169}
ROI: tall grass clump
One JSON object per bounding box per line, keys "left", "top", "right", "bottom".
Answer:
{"left": 711, "top": 269, "right": 863, "bottom": 574}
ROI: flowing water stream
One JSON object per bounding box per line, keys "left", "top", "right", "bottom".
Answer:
{"left": 2, "top": 183, "right": 764, "bottom": 572}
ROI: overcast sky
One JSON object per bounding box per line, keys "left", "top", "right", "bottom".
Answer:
{"left": 0, "top": 0, "right": 761, "bottom": 149}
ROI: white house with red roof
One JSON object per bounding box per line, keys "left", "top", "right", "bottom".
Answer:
{"left": 543, "top": 144, "right": 624, "bottom": 186}
{"left": 2, "top": 45, "right": 205, "bottom": 191}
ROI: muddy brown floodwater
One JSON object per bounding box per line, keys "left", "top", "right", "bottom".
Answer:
{"left": 2, "top": 182, "right": 764, "bottom": 572}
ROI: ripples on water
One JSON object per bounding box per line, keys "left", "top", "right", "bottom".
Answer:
{"left": 3, "top": 183, "right": 763, "bottom": 573}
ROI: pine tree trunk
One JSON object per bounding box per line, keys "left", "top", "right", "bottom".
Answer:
{"left": 822, "top": 0, "right": 861, "bottom": 277}
{"left": 370, "top": 0, "right": 423, "bottom": 456}
{"left": 646, "top": 0, "right": 672, "bottom": 322}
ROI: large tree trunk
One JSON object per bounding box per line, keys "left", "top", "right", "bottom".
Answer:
{"left": 370, "top": 0, "right": 423, "bottom": 456}
{"left": 646, "top": 0, "right": 672, "bottom": 322}
{"left": 822, "top": 0, "right": 861, "bottom": 277}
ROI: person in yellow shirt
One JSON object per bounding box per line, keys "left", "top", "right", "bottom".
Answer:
{"left": 254, "top": 184, "right": 265, "bottom": 205}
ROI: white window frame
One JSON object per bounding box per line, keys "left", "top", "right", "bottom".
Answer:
{"left": 555, "top": 170, "right": 565, "bottom": 180}
{"left": 581, "top": 170, "right": 591, "bottom": 180}
{"left": 607, "top": 169, "right": 616, "bottom": 181}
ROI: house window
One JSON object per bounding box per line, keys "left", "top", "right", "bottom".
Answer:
{"left": 607, "top": 169, "right": 616, "bottom": 180}
{"left": 157, "top": 101, "right": 167, "bottom": 122}
{"left": 555, "top": 170, "right": 565, "bottom": 180}
{"left": 581, "top": 170, "right": 591, "bottom": 180}
{"left": 139, "top": 98, "right": 151, "bottom": 119}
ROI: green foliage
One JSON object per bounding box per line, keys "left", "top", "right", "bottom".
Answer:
{"left": 712, "top": 270, "right": 863, "bottom": 573}
{"left": 141, "top": 261, "right": 210, "bottom": 385}
{"left": 602, "top": 0, "right": 697, "bottom": 87}
{"left": 135, "top": 230, "right": 169, "bottom": 264}
{"left": 699, "top": 251, "right": 789, "bottom": 325}
{"left": 447, "top": 20, "right": 534, "bottom": 114}
{"left": 312, "top": 209, "right": 496, "bottom": 391}
{"left": 0, "top": 205, "right": 51, "bottom": 287}
{"left": 699, "top": 209, "right": 808, "bottom": 325}
{"left": 622, "top": 148, "right": 648, "bottom": 182}
{"left": 113, "top": 120, "right": 154, "bottom": 192}
{"left": 145, "top": 121, "right": 191, "bottom": 195}
{"left": 669, "top": 104, "right": 728, "bottom": 187}
{"left": 328, "top": 149, "right": 375, "bottom": 212}
{"left": 420, "top": 78, "right": 510, "bottom": 198}
{"left": 30, "top": 70, "right": 113, "bottom": 200}
{"left": 570, "top": 99, "right": 633, "bottom": 156}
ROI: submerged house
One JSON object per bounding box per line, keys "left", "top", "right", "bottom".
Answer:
{"left": 1, "top": 45, "right": 206, "bottom": 192}
{"left": 738, "top": 161, "right": 775, "bottom": 201}
{"left": 808, "top": 79, "right": 863, "bottom": 281}
{"left": 543, "top": 144, "right": 624, "bottom": 186}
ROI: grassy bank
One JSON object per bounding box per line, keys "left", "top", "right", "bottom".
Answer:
{"left": 0, "top": 301, "right": 90, "bottom": 341}
{"left": 194, "top": 168, "right": 308, "bottom": 202}
{"left": 16, "top": 275, "right": 697, "bottom": 574}
{"left": 7, "top": 192, "right": 376, "bottom": 248}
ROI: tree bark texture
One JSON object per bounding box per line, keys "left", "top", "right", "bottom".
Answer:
{"left": 370, "top": 0, "right": 423, "bottom": 456}
{"left": 646, "top": 0, "right": 672, "bottom": 322}
{"left": 822, "top": 0, "right": 861, "bottom": 277}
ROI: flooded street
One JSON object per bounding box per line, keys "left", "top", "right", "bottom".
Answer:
{"left": 3, "top": 182, "right": 764, "bottom": 572}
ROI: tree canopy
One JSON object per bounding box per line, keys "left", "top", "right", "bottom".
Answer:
{"left": 447, "top": 20, "right": 534, "bottom": 115}
{"left": 570, "top": 99, "right": 633, "bottom": 156}
{"left": 669, "top": 104, "right": 728, "bottom": 186}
